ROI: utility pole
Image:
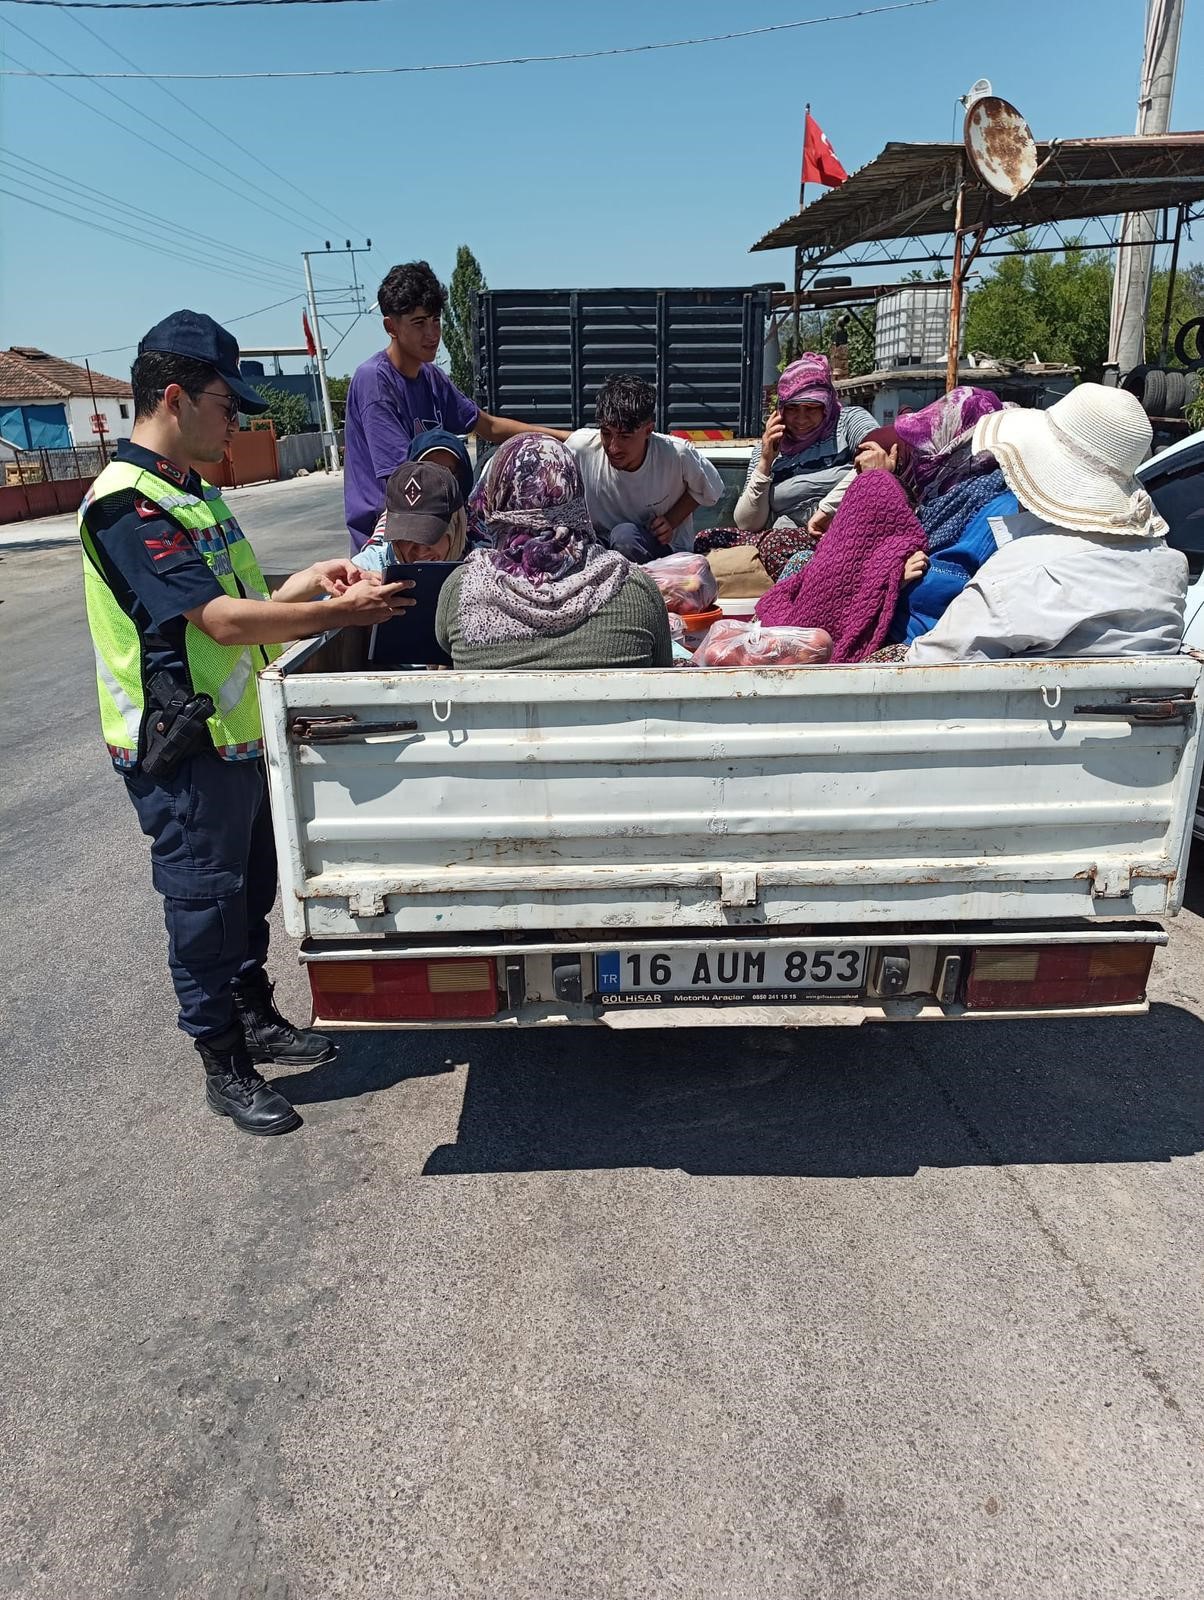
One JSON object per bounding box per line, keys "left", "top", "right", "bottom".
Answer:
{"left": 1107, "top": 0, "right": 1184, "bottom": 380}
{"left": 301, "top": 240, "right": 373, "bottom": 473}
{"left": 302, "top": 250, "right": 341, "bottom": 473}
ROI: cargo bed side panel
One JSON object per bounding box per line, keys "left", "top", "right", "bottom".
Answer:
{"left": 259, "top": 654, "right": 1204, "bottom": 940}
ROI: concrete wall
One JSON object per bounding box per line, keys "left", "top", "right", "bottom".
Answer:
{"left": 67, "top": 394, "right": 132, "bottom": 447}
{"left": 278, "top": 432, "right": 328, "bottom": 476}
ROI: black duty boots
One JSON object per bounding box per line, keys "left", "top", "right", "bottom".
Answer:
{"left": 197, "top": 1025, "right": 302, "bottom": 1137}
{"left": 232, "top": 972, "right": 336, "bottom": 1068}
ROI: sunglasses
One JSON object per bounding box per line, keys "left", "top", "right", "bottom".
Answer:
{"left": 195, "top": 389, "right": 241, "bottom": 423}
{"left": 157, "top": 387, "right": 240, "bottom": 423}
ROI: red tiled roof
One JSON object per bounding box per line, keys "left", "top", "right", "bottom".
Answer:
{"left": 0, "top": 346, "right": 133, "bottom": 400}
{"left": 0, "top": 349, "right": 69, "bottom": 402}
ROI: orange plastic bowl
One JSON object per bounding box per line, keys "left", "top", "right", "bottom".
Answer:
{"left": 678, "top": 606, "right": 724, "bottom": 638}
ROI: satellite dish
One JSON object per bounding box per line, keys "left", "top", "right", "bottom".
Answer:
{"left": 962, "top": 77, "right": 993, "bottom": 109}
{"left": 964, "top": 95, "right": 1038, "bottom": 200}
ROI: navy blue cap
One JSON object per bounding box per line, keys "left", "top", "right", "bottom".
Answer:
{"left": 407, "top": 428, "right": 474, "bottom": 502}
{"left": 137, "top": 309, "right": 269, "bottom": 415}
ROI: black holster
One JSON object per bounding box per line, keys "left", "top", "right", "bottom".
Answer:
{"left": 140, "top": 671, "right": 216, "bottom": 779}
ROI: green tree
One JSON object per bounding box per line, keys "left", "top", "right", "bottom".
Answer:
{"left": 443, "top": 244, "right": 486, "bottom": 396}
{"left": 1147, "top": 263, "right": 1204, "bottom": 366}
{"left": 326, "top": 374, "right": 350, "bottom": 427}
{"left": 965, "top": 246, "right": 1204, "bottom": 380}
{"left": 964, "top": 241, "right": 1114, "bottom": 379}
{"left": 838, "top": 307, "right": 877, "bottom": 377}
{"left": 253, "top": 384, "right": 310, "bottom": 438}
{"left": 777, "top": 306, "right": 876, "bottom": 378}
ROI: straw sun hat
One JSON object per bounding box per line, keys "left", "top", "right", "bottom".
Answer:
{"left": 972, "top": 383, "right": 1168, "bottom": 540}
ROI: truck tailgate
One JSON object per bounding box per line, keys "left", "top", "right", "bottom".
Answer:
{"left": 259, "top": 650, "right": 1204, "bottom": 940}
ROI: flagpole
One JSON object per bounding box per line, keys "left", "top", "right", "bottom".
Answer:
{"left": 793, "top": 103, "right": 809, "bottom": 355}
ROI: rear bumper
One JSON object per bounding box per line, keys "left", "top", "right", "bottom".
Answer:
{"left": 301, "top": 923, "right": 1167, "bottom": 1031}
{"left": 310, "top": 999, "right": 1152, "bottom": 1031}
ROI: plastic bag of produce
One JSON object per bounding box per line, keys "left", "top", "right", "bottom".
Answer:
{"left": 643, "top": 552, "right": 718, "bottom": 613}
{"left": 692, "top": 619, "right": 833, "bottom": 667}
{"left": 668, "top": 613, "right": 685, "bottom": 643}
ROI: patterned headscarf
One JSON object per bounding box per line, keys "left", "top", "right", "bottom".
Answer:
{"left": 856, "top": 425, "right": 917, "bottom": 500}
{"left": 894, "top": 387, "right": 1004, "bottom": 493}
{"left": 473, "top": 434, "right": 594, "bottom": 576}
{"left": 456, "top": 435, "right": 630, "bottom": 645}
{"left": 776, "top": 353, "right": 840, "bottom": 457}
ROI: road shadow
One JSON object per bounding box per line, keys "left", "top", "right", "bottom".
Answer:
{"left": 0, "top": 534, "right": 78, "bottom": 554}
{"left": 415, "top": 1002, "right": 1204, "bottom": 1179}
{"left": 279, "top": 1030, "right": 455, "bottom": 1105}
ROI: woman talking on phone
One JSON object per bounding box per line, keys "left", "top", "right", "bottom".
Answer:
{"left": 733, "top": 352, "right": 876, "bottom": 536}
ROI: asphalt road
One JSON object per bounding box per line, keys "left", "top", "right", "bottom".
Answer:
{"left": 2, "top": 475, "right": 1203, "bottom": 1599}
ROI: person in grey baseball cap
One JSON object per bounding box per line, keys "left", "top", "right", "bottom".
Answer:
{"left": 351, "top": 461, "right": 469, "bottom": 574}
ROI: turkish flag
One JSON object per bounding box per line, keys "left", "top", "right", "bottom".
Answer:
{"left": 302, "top": 310, "right": 317, "bottom": 358}
{"left": 802, "top": 112, "right": 848, "bottom": 188}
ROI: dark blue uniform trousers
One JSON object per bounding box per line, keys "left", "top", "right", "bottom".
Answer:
{"left": 124, "top": 753, "right": 277, "bottom": 1041}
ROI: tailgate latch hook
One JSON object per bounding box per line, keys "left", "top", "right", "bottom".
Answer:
{"left": 720, "top": 872, "right": 759, "bottom": 907}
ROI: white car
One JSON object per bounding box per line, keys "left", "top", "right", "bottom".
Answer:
{"left": 1139, "top": 428, "right": 1204, "bottom": 647}
{"left": 1139, "top": 429, "right": 1204, "bottom": 834}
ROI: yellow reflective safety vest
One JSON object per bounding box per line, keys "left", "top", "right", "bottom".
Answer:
{"left": 78, "top": 458, "right": 281, "bottom": 770}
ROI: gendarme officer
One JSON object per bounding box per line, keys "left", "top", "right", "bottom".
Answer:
{"left": 79, "top": 311, "right": 411, "bottom": 1136}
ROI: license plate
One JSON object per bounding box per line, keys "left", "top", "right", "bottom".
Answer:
{"left": 594, "top": 946, "right": 868, "bottom": 1006}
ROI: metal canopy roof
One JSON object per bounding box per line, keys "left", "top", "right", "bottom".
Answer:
{"left": 751, "top": 134, "right": 1204, "bottom": 262}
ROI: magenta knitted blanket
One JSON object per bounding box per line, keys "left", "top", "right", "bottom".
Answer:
{"left": 754, "top": 470, "right": 927, "bottom": 662}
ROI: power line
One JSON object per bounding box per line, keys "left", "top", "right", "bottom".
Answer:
{"left": 61, "top": 7, "right": 371, "bottom": 241}
{"left": 0, "top": 148, "right": 304, "bottom": 284}
{"left": 0, "top": 1, "right": 942, "bottom": 78}
{"left": 0, "top": 20, "right": 349, "bottom": 258}
{"left": 0, "top": 181, "right": 314, "bottom": 290}
{"left": 70, "top": 294, "right": 308, "bottom": 361}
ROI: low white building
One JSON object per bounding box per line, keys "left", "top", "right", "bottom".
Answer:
{"left": 0, "top": 347, "right": 133, "bottom": 450}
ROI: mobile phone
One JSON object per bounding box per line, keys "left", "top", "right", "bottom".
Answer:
{"left": 367, "top": 561, "right": 461, "bottom": 668}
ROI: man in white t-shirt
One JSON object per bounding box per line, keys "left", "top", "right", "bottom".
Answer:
{"left": 566, "top": 373, "right": 723, "bottom": 560}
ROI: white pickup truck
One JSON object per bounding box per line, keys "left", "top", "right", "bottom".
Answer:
{"left": 260, "top": 628, "right": 1204, "bottom": 1033}
{"left": 259, "top": 431, "right": 1204, "bottom": 1034}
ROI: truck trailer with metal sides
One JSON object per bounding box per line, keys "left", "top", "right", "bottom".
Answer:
{"left": 471, "top": 286, "right": 779, "bottom": 438}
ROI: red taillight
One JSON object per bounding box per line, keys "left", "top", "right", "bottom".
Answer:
{"left": 964, "top": 944, "right": 1154, "bottom": 1011}
{"left": 308, "top": 958, "right": 499, "bottom": 1022}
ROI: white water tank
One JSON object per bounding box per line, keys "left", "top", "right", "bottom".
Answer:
{"left": 874, "top": 287, "right": 957, "bottom": 369}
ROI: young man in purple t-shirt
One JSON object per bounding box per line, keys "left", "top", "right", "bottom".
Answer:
{"left": 343, "top": 260, "right": 568, "bottom": 551}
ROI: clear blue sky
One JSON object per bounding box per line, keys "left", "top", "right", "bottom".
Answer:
{"left": 1, "top": 0, "right": 1201, "bottom": 381}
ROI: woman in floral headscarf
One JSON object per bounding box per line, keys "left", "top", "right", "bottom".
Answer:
{"left": 733, "top": 352, "right": 877, "bottom": 536}
{"left": 436, "top": 434, "right": 672, "bottom": 670}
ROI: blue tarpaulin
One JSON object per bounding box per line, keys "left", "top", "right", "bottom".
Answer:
{"left": 0, "top": 404, "right": 71, "bottom": 450}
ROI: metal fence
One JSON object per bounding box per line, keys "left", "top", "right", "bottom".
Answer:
{"left": 4, "top": 444, "right": 110, "bottom": 486}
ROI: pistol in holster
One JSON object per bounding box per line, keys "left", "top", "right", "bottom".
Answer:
{"left": 140, "top": 671, "right": 216, "bottom": 779}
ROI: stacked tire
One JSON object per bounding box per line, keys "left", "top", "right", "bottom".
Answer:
{"left": 1122, "top": 360, "right": 1201, "bottom": 420}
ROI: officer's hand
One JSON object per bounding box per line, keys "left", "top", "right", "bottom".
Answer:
{"left": 330, "top": 578, "right": 415, "bottom": 626}
{"left": 311, "top": 558, "right": 364, "bottom": 597}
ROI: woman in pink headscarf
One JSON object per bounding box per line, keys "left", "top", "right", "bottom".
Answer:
{"left": 733, "top": 352, "right": 877, "bottom": 535}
